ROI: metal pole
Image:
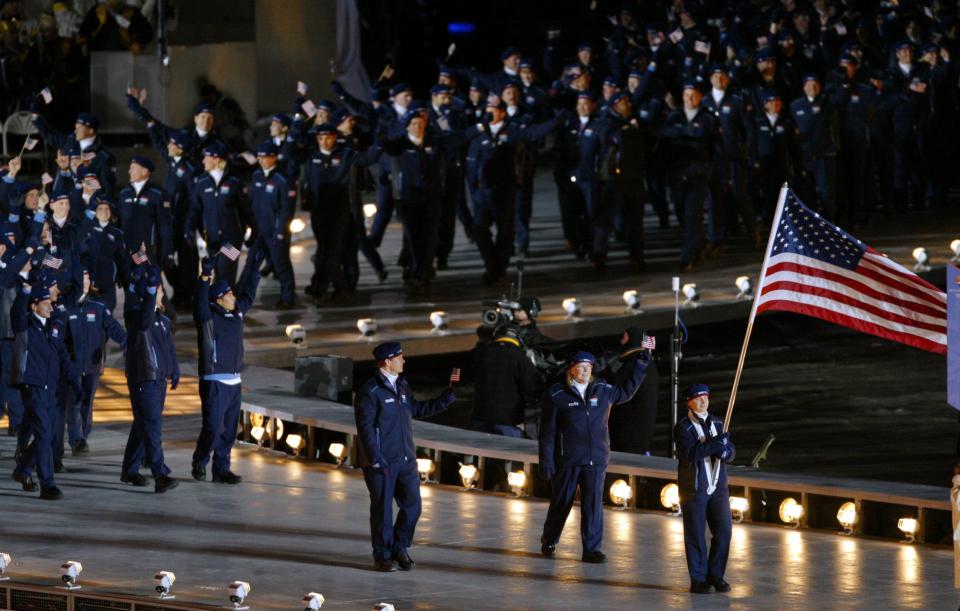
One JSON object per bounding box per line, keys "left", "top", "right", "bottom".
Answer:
{"left": 670, "top": 275, "right": 680, "bottom": 458}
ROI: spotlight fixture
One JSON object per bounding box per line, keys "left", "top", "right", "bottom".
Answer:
{"left": 681, "top": 283, "right": 700, "bottom": 307}
{"left": 458, "top": 463, "right": 479, "bottom": 490}
{"left": 289, "top": 217, "right": 307, "bottom": 235}
{"left": 374, "top": 604, "right": 396, "bottom": 611}
{"left": 622, "top": 290, "right": 642, "bottom": 312}
{"left": 609, "top": 479, "right": 633, "bottom": 510}
{"left": 58, "top": 561, "right": 83, "bottom": 590}
{"left": 507, "top": 470, "right": 527, "bottom": 497}
{"left": 429, "top": 311, "right": 449, "bottom": 333}
{"left": 734, "top": 276, "right": 753, "bottom": 300}
{"left": 303, "top": 592, "right": 325, "bottom": 610}
{"left": 357, "top": 318, "right": 378, "bottom": 337}
{"left": 285, "top": 324, "right": 306, "bottom": 345}
{"left": 659, "top": 483, "right": 681, "bottom": 516}
{"left": 897, "top": 517, "right": 918, "bottom": 543}
{"left": 250, "top": 426, "right": 266, "bottom": 447}
{"left": 250, "top": 413, "right": 265, "bottom": 428}
{"left": 286, "top": 434, "right": 305, "bottom": 457}
{"left": 950, "top": 239, "right": 960, "bottom": 262}
{"left": 228, "top": 581, "right": 251, "bottom": 610}
{"left": 562, "top": 297, "right": 581, "bottom": 318}
{"left": 836, "top": 501, "right": 858, "bottom": 535}
{"left": 912, "top": 247, "right": 931, "bottom": 272}
{"left": 0, "top": 552, "right": 10, "bottom": 581}
{"left": 729, "top": 496, "right": 750, "bottom": 523}
{"left": 416, "top": 458, "right": 436, "bottom": 483}
{"left": 153, "top": 571, "right": 176, "bottom": 599}
{"left": 273, "top": 418, "right": 285, "bottom": 441}
{"left": 328, "top": 442, "right": 346, "bottom": 466}
{"left": 778, "top": 497, "right": 804, "bottom": 528}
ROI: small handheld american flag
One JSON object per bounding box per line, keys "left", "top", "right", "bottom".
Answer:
{"left": 23, "top": 137, "right": 38, "bottom": 151}
{"left": 219, "top": 243, "right": 241, "bottom": 261}
{"left": 131, "top": 251, "right": 148, "bottom": 265}
{"left": 642, "top": 335, "right": 656, "bottom": 350}
{"left": 40, "top": 172, "right": 53, "bottom": 186}
{"left": 42, "top": 254, "right": 62, "bottom": 270}
{"left": 449, "top": 368, "right": 461, "bottom": 385}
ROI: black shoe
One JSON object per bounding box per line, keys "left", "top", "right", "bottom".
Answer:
{"left": 377, "top": 269, "right": 389, "bottom": 283}
{"left": 540, "top": 537, "right": 556, "bottom": 558}
{"left": 373, "top": 559, "right": 397, "bottom": 572}
{"left": 72, "top": 439, "right": 89, "bottom": 455}
{"left": 690, "top": 581, "right": 713, "bottom": 594}
{"left": 40, "top": 486, "right": 63, "bottom": 500}
{"left": 54, "top": 460, "right": 64, "bottom": 473}
{"left": 12, "top": 471, "right": 37, "bottom": 492}
{"left": 273, "top": 299, "right": 295, "bottom": 310}
{"left": 581, "top": 550, "right": 606, "bottom": 563}
{"left": 191, "top": 463, "right": 206, "bottom": 481}
{"left": 212, "top": 470, "right": 242, "bottom": 484}
{"left": 154, "top": 475, "right": 179, "bottom": 493}
{"left": 708, "top": 577, "right": 731, "bottom": 593}
{"left": 121, "top": 472, "right": 148, "bottom": 487}
{"left": 304, "top": 284, "right": 319, "bottom": 298}
{"left": 392, "top": 551, "right": 415, "bottom": 570}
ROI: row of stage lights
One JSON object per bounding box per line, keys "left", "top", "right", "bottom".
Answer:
{"left": 412, "top": 457, "right": 922, "bottom": 542}
{"left": 280, "top": 279, "right": 754, "bottom": 345}
{"left": 245, "top": 425, "right": 925, "bottom": 544}
{"left": 0, "top": 555, "right": 397, "bottom": 611}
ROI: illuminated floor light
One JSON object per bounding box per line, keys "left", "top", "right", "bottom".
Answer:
{"left": 609, "top": 479, "right": 633, "bottom": 510}
{"left": 458, "top": 463, "right": 479, "bottom": 490}
{"left": 507, "top": 470, "right": 527, "bottom": 497}
{"left": 660, "top": 483, "right": 681, "bottom": 516}
{"left": 837, "top": 501, "right": 858, "bottom": 535}
{"left": 897, "top": 517, "right": 918, "bottom": 543}
{"left": 562, "top": 297, "right": 581, "bottom": 318}
{"left": 328, "top": 442, "right": 346, "bottom": 466}
{"left": 779, "top": 498, "right": 804, "bottom": 529}
{"left": 729, "top": 496, "right": 750, "bottom": 523}
{"left": 417, "top": 458, "right": 436, "bottom": 483}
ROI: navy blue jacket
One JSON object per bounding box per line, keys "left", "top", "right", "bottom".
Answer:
{"left": 83, "top": 222, "right": 127, "bottom": 298}
{"left": 65, "top": 297, "right": 126, "bottom": 375}
{"left": 145, "top": 121, "right": 200, "bottom": 220}
{"left": 354, "top": 372, "right": 455, "bottom": 468}
{"left": 674, "top": 412, "right": 736, "bottom": 501}
{"left": 123, "top": 282, "right": 179, "bottom": 385}
{"left": 789, "top": 93, "right": 839, "bottom": 159}
{"left": 539, "top": 359, "right": 648, "bottom": 473}
{"left": 466, "top": 116, "right": 559, "bottom": 191}
{"left": 10, "top": 284, "right": 78, "bottom": 388}
{"left": 117, "top": 181, "right": 173, "bottom": 258}
{"left": 554, "top": 113, "right": 602, "bottom": 183}
{"left": 128, "top": 94, "right": 228, "bottom": 167}
{"left": 659, "top": 106, "right": 717, "bottom": 168}
{"left": 701, "top": 90, "right": 750, "bottom": 161}
{"left": 194, "top": 255, "right": 259, "bottom": 377}
{"left": 185, "top": 173, "right": 253, "bottom": 249}
{"left": 249, "top": 167, "right": 293, "bottom": 240}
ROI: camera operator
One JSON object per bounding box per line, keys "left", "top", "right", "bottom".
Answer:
{"left": 605, "top": 326, "right": 659, "bottom": 456}
{"left": 512, "top": 296, "right": 552, "bottom": 348}
{"left": 471, "top": 324, "right": 541, "bottom": 438}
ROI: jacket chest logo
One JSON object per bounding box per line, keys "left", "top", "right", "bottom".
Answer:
{"left": 86, "top": 311, "right": 96, "bottom": 322}
{"left": 220, "top": 185, "right": 231, "bottom": 194}
{"left": 589, "top": 397, "right": 598, "bottom": 407}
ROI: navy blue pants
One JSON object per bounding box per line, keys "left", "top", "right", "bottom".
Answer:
{"left": 258, "top": 235, "right": 295, "bottom": 304}
{"left": 541, "top": 463, "right": 606, "bottom": 553}
{"left": 472, "top": 186, "right": 516, "bottom": 277}
{"left": 192, "top": 380, "right": 242, "bottom": 475}
{"left": 515, "top": 170, "right": 535, "bottom": 251}
{"left": 121, "top": 380, "right": 171, "bottom": 478}
{"left": 0, "top": 338, "right": 24, "bottom": 431}
{"left": 672, "top": 167, "right": 709, "bottom": 265}
{"left": 362, "top": 459, "right": 422, "bottom": 561}
{"left": 680, "top": 489, "right": 732, "bottom": 583}
{"left": 15, "top": 385, "right": 58, "bottom": 488}
{"left": 67, "top": 373, "right": 100, "bottom": 448}
{"left": 369, "top": 179, "right": 394, "bottom": 247}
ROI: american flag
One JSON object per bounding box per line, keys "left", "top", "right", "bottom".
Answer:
{"left": 219, "top": 243, "right": 241, "bottom": 261}
{"left": 755, "top": 189, "right": 947, "bottom": 354}
{"left": 642, "top": 335, "right": 656, "bottom": 350}
{"left": 131, "top": 251, "right": 148, "bottom": 265}
{"left": 23, "top": 137, "right": 38, "bottom": 151}
{"left": 42, "top": 254, "right": 62, "bottom": 270}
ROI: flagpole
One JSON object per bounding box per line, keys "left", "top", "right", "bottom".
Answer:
{"left": 722, "top": 183, "right": 790, "bottom": 432}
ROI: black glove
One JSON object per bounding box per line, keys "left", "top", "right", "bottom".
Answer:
{"left": 200, "top": 256, "right": 215, "bottom": 277}
{"left": 170, "top": 373, "right": 180, "bottom": 391}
